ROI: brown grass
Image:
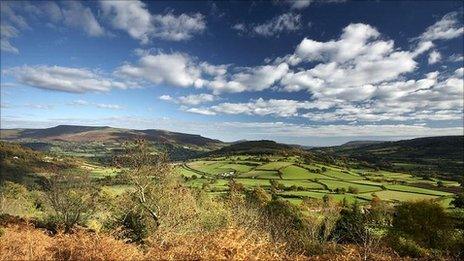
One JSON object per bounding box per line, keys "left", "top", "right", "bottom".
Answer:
{"left": 0, "top": 225, "right": 301, "bottom": 261}
{"left": 0, "top": 225, "right": 405, "bottom": 261}
{"left": 0, "top": 225, "right": 54, "bottom": 261}
{"left": 146, "top": 227, "right": 302, "bottom": 260}
{"left": 0, "top": 225, "right": 142, "bottom": 261}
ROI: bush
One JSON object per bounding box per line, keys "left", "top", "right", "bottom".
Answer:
{"left": 390, "top": 200, "right": 453, "bottom": 250}
{"left": 347, "top": 186, "right": 360, "bottom": 194}
{"left": 389, "top": 235, "right": 429, "bottom": 258}
{"left": 451, "top": 193, "right": 464, "bottom": 208}
{"left": 44, "top": 173, "right": 98, "bottom": 233}
{"left": 264, "top": 199, "right": 314, "bottom": 254}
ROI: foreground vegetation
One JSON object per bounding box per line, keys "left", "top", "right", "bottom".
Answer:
{"left": 1, "top": 140, "right": 464, "bottom": 260}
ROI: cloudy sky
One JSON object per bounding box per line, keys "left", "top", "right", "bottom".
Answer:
{"left": 1, "top": 0, "right": 463, "bottom": 146}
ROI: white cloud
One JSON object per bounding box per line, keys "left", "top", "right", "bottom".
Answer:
{"left": 24, "top": 103, "right": 54, "bottom": 110}
{"left": 0, "top": 1, "right": 27, "bottom": 53}
{"left": 118, "top": 51, "right": 287, "bottom": 94}
{"left": 100, "top": 0, "right": 205, "bottom": 43}
{"left": 283, "top": 0, "right": 346, "bottom": 10}
{"left": 252, "top": 12, "right": 301, "bottom": 37}
{"left": 1, "top": 1, "right": 104, "bottom": 53}
{"left": 0, "top": 24, "right": 19, "bottom": 53}
{"left": 281, "top": 23, "right": 417, "bottom": 100}
{"left": 418, "top": 11, "right": 464, "bottom": 41}
{"left": 159, "top": 93, "right": 216, "bottom": 105}
{"left": 100, "top": 0, "right": 152, "bottom": 43}
{"left": 206, "top": 63, "right": 289, "bottom": 94}
{"left": 68, "top": 100, "right": 122, "bottom": 110}
{"left": 184, "top": 107, "right": 217, "bottom": 115}
{"left": 178, "top": 94, "right": 216, "bottom": 105}
{"left": 449, "top": 53, "right": 464, "bottom": 62}
{"left": 186, "top": 98, "right": 327, "bottom": 117}
{"left": 152, "top": 12, "right": 206, "bottom": 41}
{"left": 455, "top": 67, "right": 464, "bottom": 77}
{"left": 159, "top": 95, "right": 173, "bottom": 101}
{"left": 287, "top": 0, "right": 313, "bottom": 10}
{"left": 117, "top": 52, "right": 202, "bottom": 87}
{"left": 428, "top": 50, "right": 441, "bottom": 64}
{"left": 6, "top": 65, "right": 135, "bottom": 93}
{"left": 232, "top": 23, "right": 246, "bottom": 32}
{"left": 96, "top": 103, "right": 122, "bottom": 110}
{"left": 62, "top": 1, "right": 105, "bottom": 37}
{"left": 69, "top": 99, "right": 89, "bottom": 106}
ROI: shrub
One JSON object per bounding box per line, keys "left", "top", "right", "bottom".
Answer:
{"left": 336, "top": 201, "right": 391, "bottom": 260}
{"left": 245, "top": 187, "right": 271, "bottom": 207}
{"left": 389, "top": 235, "right": 429, "bottom": 258}
{"left": 390, "top": 200, "right": 453, "bottom": 250}
{"left": 264, "top": 199, "right": 314, "bottom": 254}
{"left": 347, "top": 186, "right": 360, "bottom": 194}
{"left": 44, "top": 173, "right": 98, "bottom": 233}
{"left": 0, "top": 181, "right": 36, "bottom": 216}
{"left": 451, "top": 193, "right": 464, "bottom": 208}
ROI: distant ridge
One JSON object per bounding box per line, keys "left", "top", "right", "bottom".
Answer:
{"left": 0, "top": 125, "right": 224, "bottom": 150}
{"left": 206, "top": 140, "right": 298, "bottom": 156}
{"left": 340, "top": 140, "right": 385, "bottom": 148}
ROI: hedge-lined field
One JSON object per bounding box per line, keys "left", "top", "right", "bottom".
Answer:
{"left": 179, "top": 155, "right": 458, "bottom": 207}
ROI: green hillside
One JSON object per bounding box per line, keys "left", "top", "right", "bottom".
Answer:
{"left": 311, "top": 136, "right": 464, "bottom": 180}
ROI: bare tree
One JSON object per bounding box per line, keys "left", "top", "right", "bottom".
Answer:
{"left": 113, "top": 139, "right": 172, "bottom": 229}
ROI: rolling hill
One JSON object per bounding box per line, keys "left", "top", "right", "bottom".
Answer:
{"left": 0, "top": 125, "right": 226, "bottom": 161}
{"left": 0, "top": 125, "right": 225, "bottom": 150}
{"left": 312, "top": 136, "right": 464, "bottom": 180}
{"left": 205, "top": 140, "right": 303, "bottom": 157}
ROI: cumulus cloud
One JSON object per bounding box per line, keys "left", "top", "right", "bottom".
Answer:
{"left": 301, "top": 71, "right": 464, "bottom": 122}
{"left": 428, "top": 50, "right": 441, "bottom": 64}
{"left": 184, "top": 107, "right": 217, "bottom": 115}
{"left": 185, "top": 98, "right": 329, "bottom": 117}
{"left": 159, "top": 95, "right": 173, "bottom": 101}
{"left": 5, "top": 65, "right": 135, "bottom": 93}
{"left": 232, "top": 23, "right": 246, "bottom": 32}
{"left": 281, "top": 23, "right": 417, "bottom": 100}
{"left": 100, "top": 0, "right": 205, "bottom": 43}
{"left": 178, "top": 93, "right": 216, "bottom": 105}
{"left": 205, "top": 63, "right": 289, "bottom": 94}
{"left": 159, "top": 93, "right": 217, "bottom": 105}
{"left": 118, "top": 51, "right": 287, "bottom": 94}
{"left": 117, "top": 52, "right": 203, "bottom": 87}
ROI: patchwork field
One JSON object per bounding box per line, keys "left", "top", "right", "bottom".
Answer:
{"left": 180, "top": 155, "right": 458, "bottom": 207}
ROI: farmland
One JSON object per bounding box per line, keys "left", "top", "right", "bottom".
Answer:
{"left": 177, "top": 155, "right": 458, "bottom": 207}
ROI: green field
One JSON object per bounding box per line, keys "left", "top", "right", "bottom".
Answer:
{"left": 177, "top": 155, "right": 458, "bottom": 208}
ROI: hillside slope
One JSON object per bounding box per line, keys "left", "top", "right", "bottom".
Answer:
{"left": 312, "top": 136, "right": 464, "bottom": 179}
{"left": 0, "top": 125, "right": 225, "bottom": 150}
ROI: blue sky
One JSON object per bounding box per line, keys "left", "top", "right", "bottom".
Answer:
{"left": 1, "top": 0, "right": 463, "bottom": 146}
